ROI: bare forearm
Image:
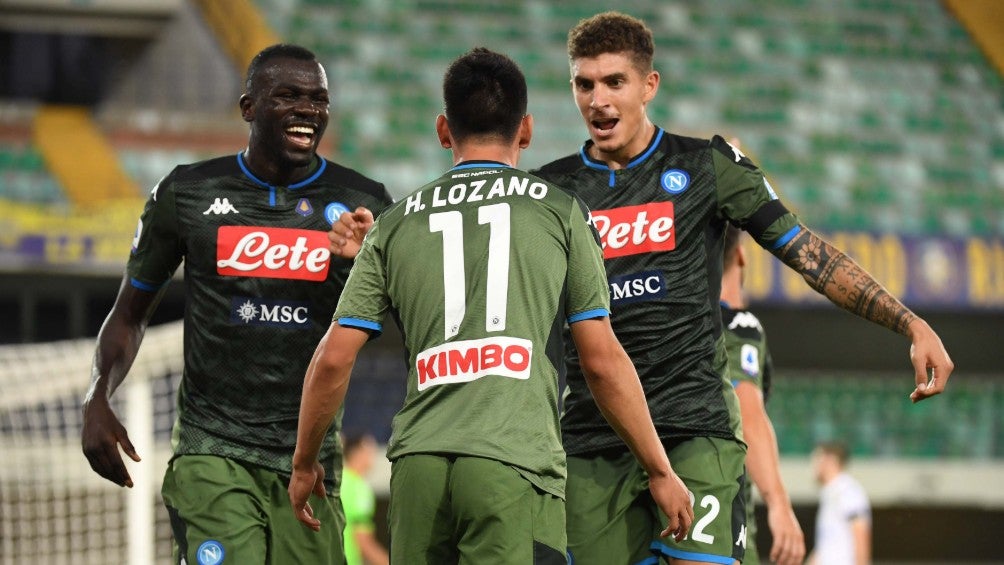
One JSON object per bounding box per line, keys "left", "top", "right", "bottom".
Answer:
{"left": 354, "top": 530, "right": 389, "bottom": 565}
{"left": 774, "top": 228, "right": 916, "bottom": 336}
{"left": 584, "top": 351, "right": 670, "bottom": 478}
{"left": 87, "top": 281, "right": 164, "bottom": 401}
{"left": 738, "top": 387, "right": 789, "bottom": 508}
{"left": 292, "top": 324, "right": 365, "bottom": 468}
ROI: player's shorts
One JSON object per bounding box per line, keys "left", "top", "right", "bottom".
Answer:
{"left": 743, "top": 481, "right": 760, "bottom": 565}
{"left": 161, "top": 454, "right": 345, "bottom": 565}
{"left": 566, "top": 437, "right": 747, "bottom": 565}
{"left": 388, "top": 454, "right": 566, "bottom": 565}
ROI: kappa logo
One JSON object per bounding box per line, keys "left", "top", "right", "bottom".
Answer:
{"left": 590, "top": 202, "right": 676, "bottom": 259}
{"left": 415, "top": 336, "right": 532, "bottom": 391}
{"left": 203, "top": 198, "right": 240, "bottom": 215}
{"left": 728, "top": 311, "right": 762, "bottom": 331}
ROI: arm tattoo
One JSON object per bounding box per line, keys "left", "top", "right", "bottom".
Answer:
{"left": 773, "top": 228, "right": 917, "bottom": 335}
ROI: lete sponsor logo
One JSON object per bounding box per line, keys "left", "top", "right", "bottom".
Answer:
{"left": 590, "top": 202, "right": 675, "bottom": 259}
{"left": 415, "top": 336, "right": 532, "bottom": 391}
{"left": 216, "top": 226, "right": 331, "bottom": 281}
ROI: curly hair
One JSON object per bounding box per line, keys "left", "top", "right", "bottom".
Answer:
{"left": 567, "top": 11, "right": 654, "bottom": 73}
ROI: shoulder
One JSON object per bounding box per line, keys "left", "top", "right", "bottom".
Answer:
{"left": 320, "top": 159, "right": 387, "bottom": 199}
{"left": 531, "top": 153, "right": 584, "bottom": 178}
{"left": 658, "top": 130, "right": 712, "bottom": 155}
{"left": 168, "top": 154, "right": 239, "bottom": 183}
{"left": 722, "top": 306, "right": 765, "bottom": 341}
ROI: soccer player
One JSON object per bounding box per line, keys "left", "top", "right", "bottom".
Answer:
{"left": 288, "top": 47, "right": 692, "bottom": 565}
{"left": 720, "top": 224, "right": 804, "bottom": 565}
{"left": 341, "top": 433, "right": 388, "bottom": 565}
{"left": 531, "top": 11, "right": 953, "bottom": 565}
{"left": 81, "top": 44, "right": 392, "bottom": 565}
{"left": 808, "top": 441, "right": 871, "bottom": 565}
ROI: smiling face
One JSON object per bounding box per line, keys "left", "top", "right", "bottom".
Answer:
{"left": 571, "top": 51, "right": 659, "bottom": 168}
{"left": 241, "top": 56, "right": 329, "bottom": 182}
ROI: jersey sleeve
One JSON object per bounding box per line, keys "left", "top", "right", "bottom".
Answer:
{"left": 565, "top": 196, "right": 610, "bottom": 324}
{"left": 710, "top": 135, "right": 802, "bottom": 251}
{"left": 333, "top": 218, "right": 390, "bottom": 334}
{"left": 727, "top": 334, "right": 765, "bottom": 390}
{"left": 840, "top": 482, "right": 872, "bottom": 522}
{"left": 126, "top": 171, "right": 184, "bottom": 291}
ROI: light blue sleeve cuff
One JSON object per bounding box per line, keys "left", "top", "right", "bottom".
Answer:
{"left": 337, "top": 317, "right": 382, "bottom": 334}
{"left": 769, "top": 225, "right": 802, "bottom": 250}
{"left": 567, "top": 308, "right": 610, "bottom": 324}
{"left": 129, "top": 277, "right": 167, "bottom": 292}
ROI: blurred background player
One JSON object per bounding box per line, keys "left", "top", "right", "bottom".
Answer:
{"left": 289, "top": 46, "right": 692, "bottom": 565}
{"left": 808, "top": 441, "right": 872, "bottom": 565}
{"left": 81, "top": 43, "right": 392, "bottom": 565}
{"left": 720, "top": 223, "right": 805, "bottom": 565}
{"left": 341, "top": 432, "right": 389, "bottom": 565}
{"left": 532, "top": 11, "right": 953, "bottom": 565}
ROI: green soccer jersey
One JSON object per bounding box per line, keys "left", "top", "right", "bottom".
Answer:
{"left": 533, "top": 129, "right": 800, "bottom": 456}
{"left": 721, "top": 303, "right": 773, "bottom": 400}
{"left": 722, "top": 302, "right": 773, "bottom": 563}
{"left": 127, "top": 153, "right": 392, "bottom": 487}
{"left": 334, "top": 161, "right": 610, "bottom": 498}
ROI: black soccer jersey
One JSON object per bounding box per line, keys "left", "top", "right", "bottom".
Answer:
{"left": 533, "top": 128, "right": 800, "bottom": 456}
{"left": 127, "top": 153, "right": 392, "bottom": 485}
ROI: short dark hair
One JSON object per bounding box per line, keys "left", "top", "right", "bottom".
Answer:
{"left": 816, "top": 440, "right": 850, "bottom": 467}
{"left": 568, "top": 11, "right": 655, "bottom": 73}
{"left": 343, "top": 432, "right": 374, "bottom": 457}
{"left": 442, "top": 47, "right": 527, "bottom": 143}
{"left": 723, "top": 223, "right": 743, "bottom": 264}
{"left": 245, "top": 43, "right": 318, "bottom": 94}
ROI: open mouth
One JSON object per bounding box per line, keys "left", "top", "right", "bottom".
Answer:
{"left": 285, "top": 125, "right": 316, "bottom": 149}
{"left": 591, "top": 117, "right": 619, "bottom": 134}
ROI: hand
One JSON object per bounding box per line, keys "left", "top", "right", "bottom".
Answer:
{"left": 766, "top": 502, "right": 805, "bottom": 565}
{"left": 328, "top": 207, "right": 375, "bottom": 259}
{"left": 907, "top": 319, "right": 954, "bottom": 403}
{"left": 81, "top": 397, "right": 140, "bottom": 487}
{"left": 650, "top": 471, "right": 694, "bottom": 543}
{"left": 288, "top": 460, "right": 327, "bottom": 531}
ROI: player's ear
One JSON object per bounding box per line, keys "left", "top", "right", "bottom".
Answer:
{"left": 518, "top": 114, "right": 533, "bottom": 149}
{"left": 436, "top": 114, "right": 452, "bottom": 149}
{"left": 643, "top": 70, "right": 660, "bottom": 104}
{"left": 737, "top": 242, "right": 747, "bottom": 268}
{"left": 239, "top": 93, "right": 254, "bottom": 123}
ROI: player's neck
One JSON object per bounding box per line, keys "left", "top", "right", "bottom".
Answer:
{"left": 451, "top": 141, "right": 520, "bottom": 168}
{"left": 720, "top": 268, "right": 746, "bottom": 309}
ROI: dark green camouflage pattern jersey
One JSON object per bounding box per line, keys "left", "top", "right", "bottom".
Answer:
{"left": 334, "top": 161, "right": 610, "bottom": 498}
{"left": 533, "top": 128, "right": 800, "bottom": 456}
{"left": 127, "top": 153, "right": 392, "bottom": 487}
{"left": 721, "top": 303, "right": 773, "bottom": 401}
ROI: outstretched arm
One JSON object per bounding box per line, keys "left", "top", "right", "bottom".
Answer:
{"left": 570, "top": 318, "right": 694, "bottom": 542}
{"left": 82, "top": 277, "right": 166, "bottom": 487}
{"left": 772, "top": 227, "right": 953, "bottom": 401}
{"left": 735, "top": 381, "right": 804, "bottom": 565}
{"left": 289, "top": 322, "right": 369, "bottom": 531}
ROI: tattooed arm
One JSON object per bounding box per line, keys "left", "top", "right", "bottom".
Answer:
{"left": 773, "top": 226, "right": 954, "bottom": 402}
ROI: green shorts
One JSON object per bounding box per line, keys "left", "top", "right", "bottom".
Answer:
{"left": 388, "top": 454, "right": 566, "bottom": 565}
{"left": 566, "top": 437, "right": 747, "bottom": 565}
{"left": 161, "top": 455, "right": 345, "bottom": 565}
{"left": 744, "top": 481, "right": 760, "bottom": 565}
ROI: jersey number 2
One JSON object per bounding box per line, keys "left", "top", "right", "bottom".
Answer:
{"left": 429, "top": 203, "right": 511, "bottom": 340}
